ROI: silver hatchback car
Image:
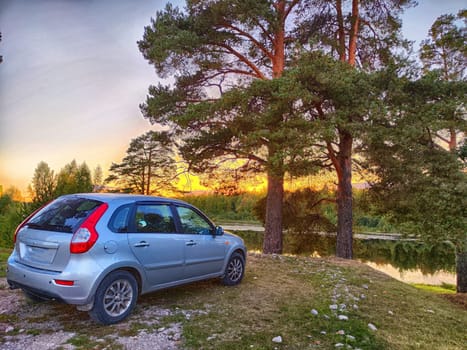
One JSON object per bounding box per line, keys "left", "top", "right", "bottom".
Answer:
{"left": 7, "top": 193, "right": 246, "bottom": 324}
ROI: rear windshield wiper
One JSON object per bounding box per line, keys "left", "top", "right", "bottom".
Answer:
{"left": 26, "top": 223, "right": 73, "bottom": 233}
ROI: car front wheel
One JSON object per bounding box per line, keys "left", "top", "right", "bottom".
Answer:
{"left": 222, "top": 252, "right": 245, "bottom": 286}
{"left": 89, "top": 270, "right": 138, "bottom": 325}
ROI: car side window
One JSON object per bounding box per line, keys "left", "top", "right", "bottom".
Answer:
{"left": 135, "top": 204, "right": 175, "bottom": 233}
{"left": 176, "top": 206, "right": 213, "bottom": 235}
{"left": 109, "top": 205, "right": 131, "bottom": 233}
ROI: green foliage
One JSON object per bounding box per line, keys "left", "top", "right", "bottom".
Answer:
{"left": 364, "top": 72, "right": 467, "bottom": 248}
{"left": 92, "top": 165, "right": 104, "bottom": 189}
{"left": 254, "top": 187, "right": 336, "bottom": 233}
{"left": 180, "top": 193, "right": 262, "bottom": 222}
{"left": 55, "top": 160, "right": 93, "bottom": 196}
{"left": 106, "top": 131, "right": 178, "bottom": 195}
{"left": 353, "top": 189, "right": 397, "bottom": 233}
{"left": 420, "top": 9, "right": 466, "bottom": 80}
{"left": 30, "top": 161, "right": 55, "bottom": 205}
{"left": 295, "top": 0, "right": 415, "bottom": 70}
{"left": 0, "top": 193, "right": 22, "bottom": 248}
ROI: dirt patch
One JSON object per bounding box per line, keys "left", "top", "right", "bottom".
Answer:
{"left": 442, "top": 293, "right": 467, "bottom": 310}
{"left": 0, "top": 278, "right": 184, "bottom": 350}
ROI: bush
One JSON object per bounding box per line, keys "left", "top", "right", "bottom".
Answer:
{"left": 254, "top": 188, "right": 336, "bottom": 234}
{"left": 0, "top": 194, "right": 24, "bottom": 248}
{"left": 180, "top": 193, "right": 263, "bottom": 222}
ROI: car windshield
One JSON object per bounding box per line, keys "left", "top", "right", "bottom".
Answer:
{"left": 27, "top": 197, "right": 102, "bottom": 233}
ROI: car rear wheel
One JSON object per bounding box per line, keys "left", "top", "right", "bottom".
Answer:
{"left": 222, "top": 252, "right": 245, "bottom": 286}
{"left": 89, "top": 270, "right": 138, "bottom": 325}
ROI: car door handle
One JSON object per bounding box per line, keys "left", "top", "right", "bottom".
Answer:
{"left": 134, "top": 241, "right": 150, "bottom": 247}
{"left": 186, "top": 240, "right": 197, "bottom": 246}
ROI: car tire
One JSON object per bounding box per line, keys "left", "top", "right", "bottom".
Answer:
{"left": 222, "top": 252, "right": 245, "bottom": 286}
{"left": 89, "top": 270, "right": 138, "bottom": 325}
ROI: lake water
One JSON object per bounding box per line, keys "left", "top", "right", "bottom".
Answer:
{"left": 234, "top": 231, "right": 457, "bottom": 286}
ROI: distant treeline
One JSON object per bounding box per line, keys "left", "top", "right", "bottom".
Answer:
{"left": 0, "top": 188, "right": 397, "bottom": 249}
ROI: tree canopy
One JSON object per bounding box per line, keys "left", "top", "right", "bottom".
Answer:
{"left": 420, "top": 9, "right": 466, "bottom": 81}
{"left": 106, "top": 131, "right": 178, "bottom": 195}
{"left": 138, "top": 0, "right": 414, "bottom": 255}
{"left": 30, "top": 161, "right": 56, "bottom": 206}
{"left": 362, "top": 70, "right": 467, "bottom": 291}
{"left": 139, "top": 0, "right": 308, "bottom": 253}
{"left": 420, "top": 9, "right": 466, "bottom": 152}
{"left": 55, "top": 160, "right": 93, "bottom": 196}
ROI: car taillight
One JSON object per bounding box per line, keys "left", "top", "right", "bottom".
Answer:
{"left": 54, "top": 279, "right": 75, "bottom": 286}
{"left": 70, "top": 203, "right": 108, "bottom": 254}
{"left": 13, "top": 202, "right": 50, "bottom": 243}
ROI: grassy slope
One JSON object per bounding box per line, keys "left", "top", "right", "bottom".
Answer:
{"left": 1, "top": 252, "right": 465, "bottom": 349}
{"left": 144, "top": 254, "right": 466, "bottom": 349}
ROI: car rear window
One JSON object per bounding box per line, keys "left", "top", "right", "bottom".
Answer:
{"left": 27, "top": 197, "right": 102, "bottom": 233}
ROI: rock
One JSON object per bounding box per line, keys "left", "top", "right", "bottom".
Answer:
{"left": 311, "top": 309, "right": 319, "bottom": 315}
{"left": 426, "top": 309, "right": 435, "bottom": 314}
{"left": 329, "top": 304, "right": 338, "bottom": 310}
{"left": 346, "top": 335, "right": 356, "bottom": 341}
{"left": 323, "top": 314, "right": 330, "bottom": 319}
{"left": 353, "top": 304, "right": 359, "bottom": 310}
{"left": 338, "top": 315, "right": 349, "bottom": 321}
{"left": 320, "top": 331, "right": 327, "bottom": 335}
{"left": 336, "top": 330, "right": 345, "bottom": 335}
{"left": 388, "top": 310, "right": 394, "bottom": 315}
{"left": 339, "top": 304, "right": 347, "bottom": 310}
{"left": 335, "top": 343, "right": 345, "bottom": 347}
{"left": 362, "top": 284, "right": 369, "bottom": 289}
{"left": 272, "top": 336, "right": 283, "bottom": 343}
{"left": 5, "top": 326, "right": 14, "bottom": 333}
{"left": 368, "top": 323, "right": 377, "bottom": 331}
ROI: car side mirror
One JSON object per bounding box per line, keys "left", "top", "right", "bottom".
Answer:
{"left": 215, "top": 226, "right": 224, "bottom": 236}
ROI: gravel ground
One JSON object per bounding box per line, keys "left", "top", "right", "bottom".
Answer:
{"left": 0, "top": 278, "right": 184, "bottom": 350}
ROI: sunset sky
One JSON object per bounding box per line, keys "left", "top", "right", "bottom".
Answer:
{"left": 0, "top": 0, "right": 465, "bottom": 194}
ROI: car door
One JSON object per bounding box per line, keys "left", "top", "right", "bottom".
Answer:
{"left": 127, "top": 203, "right": 185, "bottom": 288}
{"left": 174, "top": 205, "right": 226, "bottom": 279}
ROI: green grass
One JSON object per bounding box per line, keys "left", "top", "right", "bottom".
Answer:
{"left": 411, "top": 283, "right": 456, "bottom": 294}
{"left": 138, "top": 254, "right": 466, "bottom": 349}
{"left": 0, "top": 248, "right": 11, "bottom": 278}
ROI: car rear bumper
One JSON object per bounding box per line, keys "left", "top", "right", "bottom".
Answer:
{"left": 6, "top": 255, "right": 98, "bottom": 305}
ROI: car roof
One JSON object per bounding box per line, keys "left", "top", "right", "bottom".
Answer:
{"left": 57, "top": 193, "right": 189, "bottom": 206}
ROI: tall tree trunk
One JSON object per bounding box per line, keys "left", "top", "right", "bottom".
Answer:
{"left": 336, "top": 0, "right": 346, "bottom": 61}
{"left": 263, "top": 170, "right": 284, "bottom": 254}
{"left": 336, "top": 130, "right": 353, "bottom": 259}
{"left": 147, "top": 150, "right": 152, "bottom": 195}
{"left": 348, "top": 0, "right": 360, "bottom": 66}
{"left": 330, "top": 0, "right": 359, "bottom": 259}
{"left": 262, "top": 0, "right": 286, "bottom": 254}
{"left": 449, "top": 127, "right": 457, "bottom": 151}
{"left": 456, "top": 236, "right": 467, "bottom": 293}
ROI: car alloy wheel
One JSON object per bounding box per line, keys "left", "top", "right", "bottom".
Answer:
{"left": 103, "top": 279, "right": 134, "bottom": 317}
{"left": 222, "top": 252, "right": 245, "bottom": 286}
{"left": 89, "top": 270, "right": 138, "bottom": 325}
